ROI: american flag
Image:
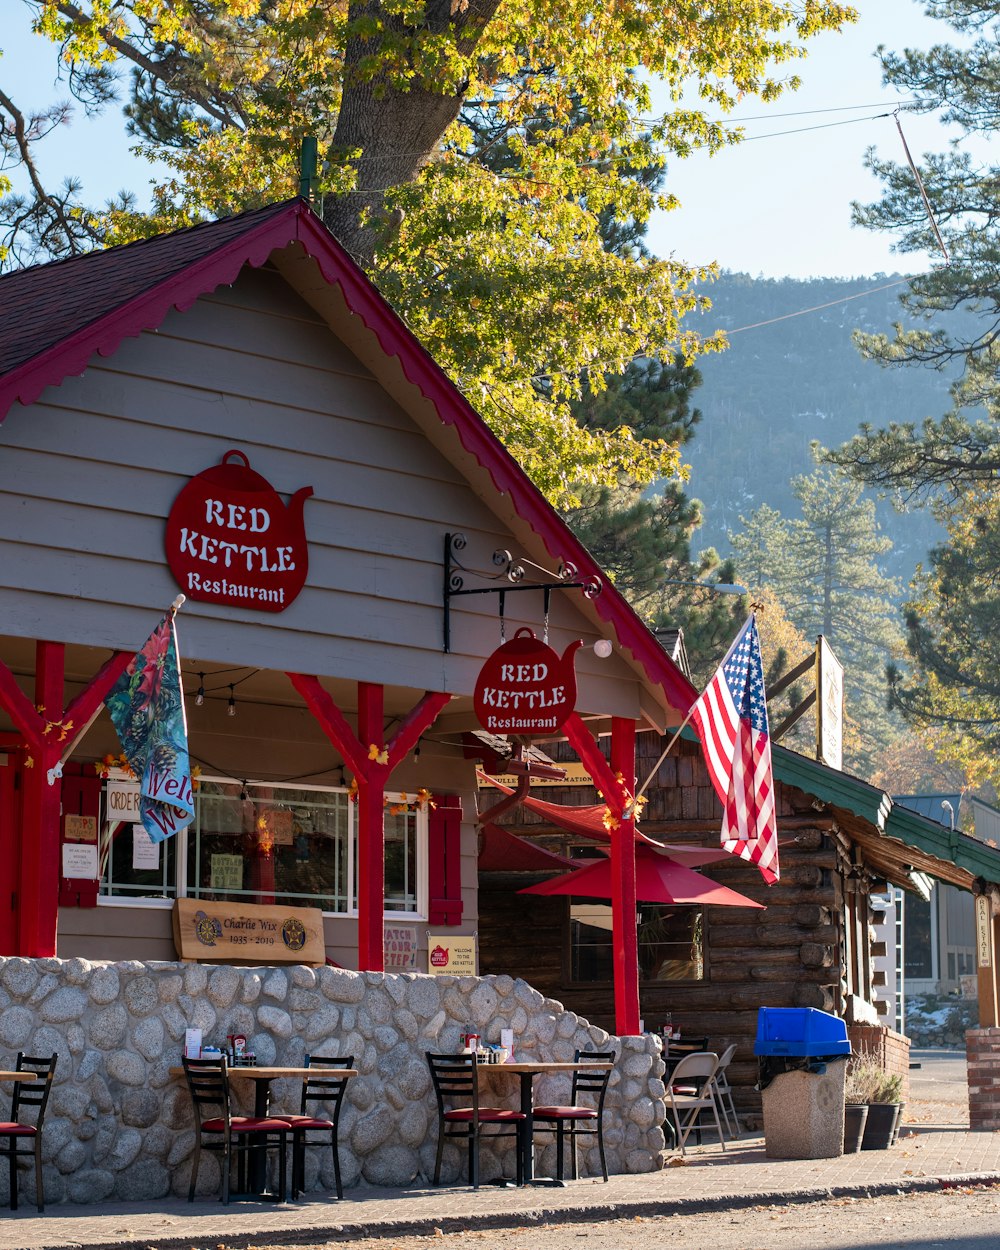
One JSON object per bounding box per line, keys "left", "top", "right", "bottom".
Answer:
{"left": 689, "top": 614, "right": 779, "bottom": 884}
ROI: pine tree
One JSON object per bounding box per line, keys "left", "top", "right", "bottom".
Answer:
{"left": 728, "top": 452, "right": 905, "bottom": 774}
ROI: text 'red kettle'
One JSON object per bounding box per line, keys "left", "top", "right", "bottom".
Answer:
{"left": 474, "top": 628, "right": 582, "bottom": 735}
{"left": 165, "top": 449, "right": 313, "bottom": 612}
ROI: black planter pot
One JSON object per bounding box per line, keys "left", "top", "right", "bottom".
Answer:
{"left": 844, "top": 1103, "right": 869, "bottom": 1153}
{"left": 861, "top": 1102, "right": 901, "bottom": 1150}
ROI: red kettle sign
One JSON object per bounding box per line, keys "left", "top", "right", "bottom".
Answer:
{"left": 165, "top": 451, "right": 313, "bottom": 612}
{"left": 474, "top": 629, "right": 581, "bottom": 735}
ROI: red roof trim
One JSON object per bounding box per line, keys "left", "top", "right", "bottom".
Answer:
{"left": 0, "top": 199, "right": 696, "bottom": 715}
{"left": 0, "top": 201, "right": 304, "bottom": 417}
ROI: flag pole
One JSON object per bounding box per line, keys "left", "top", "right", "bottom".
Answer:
{"left": 635, "top": 705, "right": 696, "bottom": 801}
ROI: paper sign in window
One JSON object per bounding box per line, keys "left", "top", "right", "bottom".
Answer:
{"left": 62, "top": 843, "right": 99, "bottom": 879}
{"left": 211, "top": 854, "right": 244, "bottom": 892}
{"left": 132, "top": 824, "right": 160, "bottom": 870}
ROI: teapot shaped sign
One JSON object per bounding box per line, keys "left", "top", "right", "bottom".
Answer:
{"left": 165, "top": 450, "right": 313, "bottom": 612}
{"left": 474, "top": 629, "right": 582, "bottom": 735}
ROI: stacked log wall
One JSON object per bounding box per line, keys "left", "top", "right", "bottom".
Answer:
{"left": 479, "top": 737, "right": 845, "bottom": 1124}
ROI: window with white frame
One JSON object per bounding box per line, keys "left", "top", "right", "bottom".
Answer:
{"left": 98, "top": 773, "right": 427, "bottom": 917}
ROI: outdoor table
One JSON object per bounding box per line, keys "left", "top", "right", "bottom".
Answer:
{"left": 0, "top": 1072, "right": 39, "bottom": 1082}
{"left": 170, "top": 1064, "right": 358, "bottom": 1195}
{"left": 481, "top": 1060, "right": 613, "bottom": 1186}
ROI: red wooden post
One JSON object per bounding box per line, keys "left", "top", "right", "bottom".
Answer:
{"left": 287, "top": 674, "right": 451, "bottom": 971}
{"left": 563, "top": 712, "right": 641, "bottom": 1036}
{"left": 356, "top": 682, "right": 388, "bottom": 972}
{"left": 610, "top": 716, "right": 640, "bottom": 1037}
{"left": 19, "top": 642, "right": 65, "bottom": 957}
{"left": 0, "top": 647, "right": 132, "bottom": 956}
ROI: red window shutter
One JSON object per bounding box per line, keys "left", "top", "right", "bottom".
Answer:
{"left": 428, "top": 794, "right": 463, "bottom": 925}
{"left": 59, "top": 763, "right": 102, "bottom": 908}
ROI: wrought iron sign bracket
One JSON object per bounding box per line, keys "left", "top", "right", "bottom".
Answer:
{"left": 443, "top": 531, "right": 601, "bottom": 653}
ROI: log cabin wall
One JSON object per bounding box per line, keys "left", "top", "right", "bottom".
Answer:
{"left": 479, "top": 736, "right": 849, "bottom": 1122}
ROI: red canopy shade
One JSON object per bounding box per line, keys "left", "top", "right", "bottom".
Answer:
{"left": 477, "top": 771, "right": 666, "bottom": 845}
{"left": 518, "top": 846, "right": 765, "bottom": 909}
{"left": 477, "top": 824, "right": 575, "bottom": 872}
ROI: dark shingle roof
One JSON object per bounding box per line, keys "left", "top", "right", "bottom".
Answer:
{"left": 0, "top": 200, "right": 298, "bottom": 379}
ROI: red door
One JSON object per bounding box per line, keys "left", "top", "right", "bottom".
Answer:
{"left": 0, "top": 746, "right": 23, "bottom": 954}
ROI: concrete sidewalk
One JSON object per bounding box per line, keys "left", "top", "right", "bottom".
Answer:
{"left": 0, "top": 1051, "right": 986, "bottom": 1250}
{"left": 2, "top": 1126, "right": 999, "bottom": 1250}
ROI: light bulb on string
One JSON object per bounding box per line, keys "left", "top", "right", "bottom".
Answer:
{"left": 195, "top": 673, "right": 205, "bottom": 706}
{"left": 228, "top": 684, "right": 236, "bottom": 717}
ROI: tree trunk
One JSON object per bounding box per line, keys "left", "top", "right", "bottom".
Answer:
{"left": 324, "top": 0, "right": 502, "bottom": 266}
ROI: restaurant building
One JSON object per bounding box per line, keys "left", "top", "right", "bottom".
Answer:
{"left": 0, "top": 196, "right": 698, "bottom": 1022}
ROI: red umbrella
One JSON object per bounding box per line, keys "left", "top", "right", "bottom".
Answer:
{"left": 518, "top": 846, "right": 764, "bottom": 909}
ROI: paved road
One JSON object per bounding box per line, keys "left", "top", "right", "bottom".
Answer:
{"left": 253, "top": 1185, "right": 1000, "bottom": 1250}
{"left": 908, "top": 1048, "right": 969, "bottom": 1127}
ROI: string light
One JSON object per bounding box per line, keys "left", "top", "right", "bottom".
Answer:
{"left": 413, "top": 738, "right": 422, "bottom": 765}
{"left": 195, "top": 674, "right": 205, "bottom": 707}
{"left": 228, "top": 685, "right": 236, "bottom": 717}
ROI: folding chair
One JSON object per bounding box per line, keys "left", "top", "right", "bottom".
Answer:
{"left": 426, "top": 1052, "right": 525, "bottom": 1189}
{"left": 666, "top": 1051, "right": 725, "bottom": 1155}
{"left": 532, "top": 1049, "right": 615, "bottom": 1182}
{"left": 0, "top": 1053, "right": 58, "bottom": 1212}
{"left": 713, "top": 1043, "right": 741, "bottom": 1139}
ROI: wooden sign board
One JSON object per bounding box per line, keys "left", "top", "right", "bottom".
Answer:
{"left": 64, "top": 814, "right": 97, "bottom": 842}
{"left": 427, "top": 934, "right": 476, "bottom": 976}
{"left": 172, "top": 898, "right": 325, "bottom": 966}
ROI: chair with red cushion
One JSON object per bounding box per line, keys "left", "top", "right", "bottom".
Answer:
{"left": 0, "top": 1052, "right": 57, "bottom": 1212}
{"left": 426, "top": 1052, "right": 525, "bottom": 1189}
{"left": 271, "top": 1054, "right": 353, "bottom": 1199}
{"left": 182, "top": 1055, "right": 289, "bottom": 1203}
{"left": 531, "top": 1049, "right": 615, "bottom": 1181}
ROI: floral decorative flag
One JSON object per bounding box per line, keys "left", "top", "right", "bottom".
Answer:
{"left": 104, "top": 612, "right": 194, "bottom": 843}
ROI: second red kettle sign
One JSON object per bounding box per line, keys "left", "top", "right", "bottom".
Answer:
{"left": 474, "top": 629, "right": 581, "bottom": 734}
{"left": 165, "top": 450, "right": 313, "bottom": 612}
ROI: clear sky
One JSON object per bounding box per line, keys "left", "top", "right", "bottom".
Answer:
{"left": 648, "top": 1, "right": 966, "bottom": 279}
{"left": 1, "top": 1, "right": 970, "bottom": 280}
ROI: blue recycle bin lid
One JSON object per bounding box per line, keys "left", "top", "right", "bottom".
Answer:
{"left": 754, "top": 1007, "right": 850, "bottom": 1057}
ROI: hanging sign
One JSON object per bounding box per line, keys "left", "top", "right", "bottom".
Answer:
{"left": 977, "top": 894, "right": 993, "bottom": 969}
{"left": 473, "top": 629, "right": 581, "bottom": 735}
{"left": 165, "top": 450, "right": 313, "bottom": 613}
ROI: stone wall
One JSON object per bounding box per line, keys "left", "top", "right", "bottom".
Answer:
{"left": 0, "top": 957, "right": 665, "bottom": 1206}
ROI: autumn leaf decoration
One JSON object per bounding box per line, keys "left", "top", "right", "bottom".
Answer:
{"left": 601, "top": 772, "right": 647, "bottom": 831}
{"left": 367, "top": 743, "right": 389, "bottom": 765}
{"left": 94, "top": 752, "right": 136, "bottom": 780}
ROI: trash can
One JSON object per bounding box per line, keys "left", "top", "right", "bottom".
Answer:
{"left": 754, "top": 1007, "right": 850, "bottom": 1160}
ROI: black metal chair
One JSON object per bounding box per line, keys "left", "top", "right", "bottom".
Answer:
{"left": 0, "top": 1053, "right": 58, "bottom": 1211}
{"left": 532, "top": 1049, "right": 615, "bottom": 1181}
{"left": 271, "top": 1054, "right": 353, "bottom": 1199}
{"left": 182, "top": 1055, "right": 289, "bottom": 1203}
{"left": 426, "top": 1052, "right": 525, "bottom": 1189}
